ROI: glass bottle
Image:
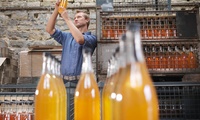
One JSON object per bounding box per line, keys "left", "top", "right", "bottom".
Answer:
{"left": 114, "top": 23, "right": 159, "bottom": 120}
{"left": 34, "top": 52, "right": 60, "bottom": 120}
{"left": 181, "top": 45, "right": 188, "bottom": 69}
{"left": 147, "top": 18, "right": 152, "bottom": 38}
{"left": 112, "top": 34, "right": 127, "bottom": 120}
{"left": 102, "top": 60, "right": 111, "bottom": 120}
{"left": 188, "top": 45, "right": 197, "bottom": 68}
{"left": 54, "top": 57, "right": 67, "bottom": 120}
{"left": 174, "top": 46, "right": 181, "bottom": 69}
{"left": 152, "top": 46, "right": 159, "bottom": 69}
{"left": 58, "top": 0, "right": 68, "bottom": 13}
{"left": 74, "top": 49, "right": 100, "bottom": 120}
{"left": 102, "top": 53, "right": 118, "bottom": 120}
{"left": 166, "top": 46, "right": 174, "bottom": 69}
{"left": 146, "top": 47, "right": 152, "bottom": 69}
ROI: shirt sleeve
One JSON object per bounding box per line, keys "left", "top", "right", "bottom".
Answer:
{"left": 83, "top": 34, "right": 97, "bottom": 54}
{"left": 51, "top": 28, "right": 69, "bottom": 45}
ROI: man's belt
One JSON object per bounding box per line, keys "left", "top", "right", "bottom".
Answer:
{"left": 62, "top": 75, "right": 80, "bottom": 81}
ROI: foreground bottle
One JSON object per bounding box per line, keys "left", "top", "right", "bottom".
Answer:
{"left": 34, "top": 53, "right": 67, "bottom": 120}
{"left": 113, "top": 23, "right": 159, "bottom": 120}
{"left": 74, "top": 49, "right": 100, "bottom": 120}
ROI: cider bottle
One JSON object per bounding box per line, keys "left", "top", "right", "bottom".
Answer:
{"left": 146, "top": 47, "right": 152, "bottom": 69}
{"left": 103, "top": 35, "right": 126, "bottom": 120}
{"left": 181, "top": 45, "right": 188, "bottom": 68}
{"left": 152, "top": 46, "right": 159, "bottom": 69}
{"left": 102, "top": 60, "right": 111, "bottom": 120}
{"left": 54, "top": 57, "right": 67, "bottom": 120}
{"left": 102, "top": 54, "right": 118, "bottom": 120}
{"left": 114, "top": 23, "right": 159, "bottom": 120}
{"left": 74, "top": 49, "right": 100, "bottom": 120}
{"left": 174, "top": 46, "right": 180, "bottom": 69}
{"left": 166, "top": 46, "right": 174, "bottom": 69}
{"left": 34, "top": 52, "right": 60, "bottom": 120}
{"left": 112, "top": 34, "right": 127, "bottom": 120}
{"left": 188, "top": 45, "right": 197, "bottom": 68}
{"left": 58, "top": 0, "right": 68, "bottom": 13}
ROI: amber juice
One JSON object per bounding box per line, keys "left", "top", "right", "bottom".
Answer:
{"left": 54, "top": 75, "right": 67, "bottom": 120}
{"left": 102, "top": 75, "right": 112, "bottom": 120}
{"left": 117, "top": 62, "right": 159, "bottom": 120}
{"left": 112, "top": 67, "right": 127, "bottom": 120}
{"left": 34, "top": 74, "right": 60, "bottom": 120}
{"left": 74, "top": 73, "right": 100, "bottom": 120}
{"left": 58, "top": 0, "right": 68, "bottom": 13}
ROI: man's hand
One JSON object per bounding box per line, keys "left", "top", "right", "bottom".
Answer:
{"left": 58, "top": 6, "right": 66, "bottom": 15}
{"left": 60, "top": 9, "right": 71, "bottom": 21}
{"left": 54, "top": 0, "right": 60, "bottom": 12}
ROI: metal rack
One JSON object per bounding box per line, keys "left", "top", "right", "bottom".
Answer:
{"left": 96, "top": 3, "right": 200, "bottom": 79}
{"left": 0, "top": 84, "right": 35, "bottom": 120}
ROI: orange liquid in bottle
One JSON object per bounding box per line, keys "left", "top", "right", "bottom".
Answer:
{"left": 10, "top": 113, "right": 17, "bottom": 120}
{"left": 74, "top": 73, "right": 100, "bottom": 120}
{"left": 54, "top": 75, "right": 67, "bottom": 120}
{"left": 188, "top": 51, "right": 197, "bottom": 68}
{"left": 103, "top": 70, "right": 120, "bottom": 120}
{"left": 116, "top": 63, "right": 159, "bottom": 120}
{"left": 34, "top": 74, "right": 60, "bottom": 120}
{"left": 58, "top": 0, "right": 68, "bottom": 13}
{"left": 102, "top": 76, "right": 110, "bottom": 120}
{"left": 112, "top": 67, "right": 127, "bottom": 120}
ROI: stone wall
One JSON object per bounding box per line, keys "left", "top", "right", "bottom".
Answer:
{"left": 0, "top": 0, "right": 200, "bottom": 85}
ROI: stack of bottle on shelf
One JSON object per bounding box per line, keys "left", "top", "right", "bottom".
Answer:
{"left": 0, "top": 99, "right": 34, "bottom": 120}
{"left": 144, "top": 45, "right": 198, "bottom": 69}
{"left": 102, "top": 23, "right": 159, "bottom": 120}
{"left": 101, "top": 16, "right": 177, "bottom": 40}
{"left": 34, "top": 52, "right": 67, "bottom": 120}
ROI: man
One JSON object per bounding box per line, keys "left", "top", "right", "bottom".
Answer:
{"left": 46, "top": 1, "right": 97, "bottom": 83}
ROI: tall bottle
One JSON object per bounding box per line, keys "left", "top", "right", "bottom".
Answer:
{"left": 74, "top": 49, "right": 100, "bottom": 120}
{"left": 166, "top": 46, "right": 174, "bottom": 69}
{"left": 102, "top": 60, "right": 111, "bottom": 120}
{"left": 114, "top": 23, "right": 159, "bottom": 120}
{"left": 181, "top": 45, "right": 188, "bottom": 68}
{"left": 54, "top": 58, "right": 67, "bottom": 120}
{"left": 34, "top": 52, "right": 60, "bottom": 120}
{"left": 188, "top": 45, "right": 197, "bottom": 68}
{"left": 102, "top": 53, "right": 118, "bottom": 120}
{"left": 58, "top": 0, "right": 68, "bottom": 13}
{"left": 112, "top": 34, "right": 127, "bottom": 120}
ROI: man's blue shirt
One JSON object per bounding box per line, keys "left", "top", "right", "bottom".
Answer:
{"left": 51, "top": 28, "right": 97, "bottom": 76}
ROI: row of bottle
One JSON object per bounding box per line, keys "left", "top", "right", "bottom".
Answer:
{"left": 34, "top": 50, "right": 101, "bottom": 120}
{"left": 0, "top": 100, "right": 34, "bottom": 120}
{"left": 144, "top": 45, "right": 198, "bottom": 69}
{"left": 101, "top": 17, "right": 177, "bottom": 39}
{"left": 34, "top": 53, "right": 67, "bottom": 120}
{"left": 102, "top": 23, "right": 159, "bottom": 120}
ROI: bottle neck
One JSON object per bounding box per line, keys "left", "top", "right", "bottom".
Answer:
{"left": 119, "top": 35, "right": 126, "bottom": 68}
{"left": 81, "top": 52, "right": 93, "bottom": 73}
{"left": 46, "top": 56, "right": 52, "bottom": 75}
{"left": 42, "top": 54, "right": 47, "bottom": 75}
{"left": 42, "top": 53, "right": 51, "bottom": 75}
{"left": 126, "top": 30, "right": 135, "bottom": 64}
{"left": 126, "top": 23, "right": 145, "bottom": 64}
{"left": 134, "top": 28, "right": 145, "bottom": 62}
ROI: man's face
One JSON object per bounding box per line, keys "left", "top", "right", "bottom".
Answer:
{"left": 74, "top": 12, "right": 88, "bottom": 28}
